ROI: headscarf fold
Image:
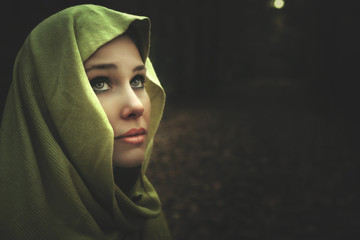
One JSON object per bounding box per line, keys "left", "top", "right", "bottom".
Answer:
{"left": 0, "top": 4, "right": 170, "bottom": 239}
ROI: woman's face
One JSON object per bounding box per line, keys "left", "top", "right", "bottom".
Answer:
{"left": 84, "top": 35, "right": 151, "bottom": 167}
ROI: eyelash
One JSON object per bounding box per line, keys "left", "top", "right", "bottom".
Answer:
{"left": 90, "top": 75, "right": 111, "bottom": 93}
{"left": 89, "top": 74, "right": 146, "bottom": 94}
{"left": 131, "top": 75, "right": 146, "bottom": 89}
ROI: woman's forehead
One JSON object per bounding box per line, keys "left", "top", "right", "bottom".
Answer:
{"left": 85, "top": 36, "right": 140, "bottom": 62}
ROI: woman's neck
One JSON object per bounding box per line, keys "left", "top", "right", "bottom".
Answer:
{"left": 113, "top": 165, "right": 142, "bottom": 195}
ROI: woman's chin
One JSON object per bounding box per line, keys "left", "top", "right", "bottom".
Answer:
{"left": 112, "top": 151, "right": 145, "bottom": 167}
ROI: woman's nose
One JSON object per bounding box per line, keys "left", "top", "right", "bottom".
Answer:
{"left": 120, "top": 89, "right": 144, "bottom": 119}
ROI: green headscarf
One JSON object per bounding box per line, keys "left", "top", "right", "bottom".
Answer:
{"left": 0, "top": 4, "right": 171, "bottom": 240}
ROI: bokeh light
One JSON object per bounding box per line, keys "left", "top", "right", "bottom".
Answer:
{"left": 273, "top": 0, "right": 285, "bottom": 9}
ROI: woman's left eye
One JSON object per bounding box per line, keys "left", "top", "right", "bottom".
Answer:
{"left": 90, "top": 76, "right": 111, "bottom": 93}
{"left": 130, "top": 75, "right": 146, "bottom": 89}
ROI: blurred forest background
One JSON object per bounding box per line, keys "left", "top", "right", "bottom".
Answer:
{"left": 1, "top": 0, "right": 359, "bottom": 239}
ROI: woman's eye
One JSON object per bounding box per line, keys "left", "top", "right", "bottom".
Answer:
{"left": 130, "top": 75, "right": 146, "bottom": 89}
{"left": 90, "top": 76, "right": 111, "bottom": 93}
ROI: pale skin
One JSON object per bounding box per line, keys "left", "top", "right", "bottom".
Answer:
{"left": 84, "top": 35, "right": 151, "bottom": 167}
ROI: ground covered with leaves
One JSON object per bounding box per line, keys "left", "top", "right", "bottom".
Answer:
{"left": 147, "top": 96, "right": 359, "bottom": 240}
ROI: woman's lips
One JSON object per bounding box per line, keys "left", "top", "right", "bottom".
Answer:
{"left": 115, "top": 128, "right": 147, "bottom": 144}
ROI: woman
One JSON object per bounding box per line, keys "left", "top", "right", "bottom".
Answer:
{"left": 0, "top": 4, "right": 171, "bottom": 240}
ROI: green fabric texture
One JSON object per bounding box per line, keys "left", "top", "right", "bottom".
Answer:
{"left": 0, "top": 4, "right": 171, "bottom": 240}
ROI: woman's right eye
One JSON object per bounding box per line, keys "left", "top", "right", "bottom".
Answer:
{"left": 90, "top": 76, "right": 111, "bottom": 93}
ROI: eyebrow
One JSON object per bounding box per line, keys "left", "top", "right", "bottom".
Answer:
{"left": 133, "top": 65, "right": 146, "bottom": 72}
{"left": 85, "top": 63, "right": 116, "bottom": 72}
{"left": 85, "top": 63, "right": 146, "bottom": 73}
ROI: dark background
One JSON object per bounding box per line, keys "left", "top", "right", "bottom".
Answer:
{"left": 1, "top": 0, "right": 359, "bottom": 239}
